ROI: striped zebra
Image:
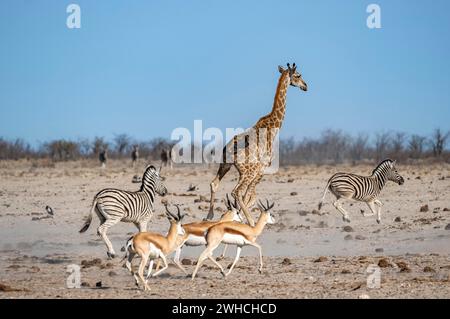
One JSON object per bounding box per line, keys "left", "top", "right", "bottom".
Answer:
{"left": 318, "top": 159, "right": 404, "bottom": 224}
{"left": 79, "top": 165, "right": 167, "bottom": 258}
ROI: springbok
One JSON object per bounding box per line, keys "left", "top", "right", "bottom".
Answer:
{"left": 123, "top": 204, "right": 185, "bottom": 291}
{"left": 191, "top": 199, "right": 275, "bottom": 280}
{"left": 172, "top": 195, "right": 243, "bottom": 272}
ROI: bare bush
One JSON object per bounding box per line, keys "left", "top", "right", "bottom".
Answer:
{"left": 350, "top": 133, "right": 369, "bottom": 162}
{"left": 374, "top": 132, "right": 391, "bottom": 162}
{"left": 408, "top": 134, "right": 427, "bottom": 159}
{"left": 1, "top": 128, "right": 448, "bottom": 164}
{"left": 113, "top": 133, "right": 131, "bottom": 158}
{"left": 0, "top": 138, "right": 33, "bottom": 160}
{"left": 430, "top": 128, "right": 450, "bottom": 157}
{"left": 43, "top": 140, "right": 80, "bottom": 161}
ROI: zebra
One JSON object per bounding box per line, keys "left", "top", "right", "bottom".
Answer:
{"left": 318, "top": 159, "right": 404, "bottom": 224}
{"left": 79, "top": 165, "right": 167, "bottom": 258}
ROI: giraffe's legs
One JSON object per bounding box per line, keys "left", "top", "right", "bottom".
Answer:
{"left": 243, "top": 170, "right": 264, "bottom": 207}
{"left": 208, "top": 162, "right": 232, "bottom": 220}
{"left": 232, "top": 175, "right": 255, "bottom": 226}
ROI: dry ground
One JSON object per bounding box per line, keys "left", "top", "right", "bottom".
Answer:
{"left": 0, "top": 159, "right": 449, "bottom": 298}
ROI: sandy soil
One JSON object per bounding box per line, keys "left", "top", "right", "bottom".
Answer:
{"left": 0, "top": 159, "right": 449, "bottom": 298}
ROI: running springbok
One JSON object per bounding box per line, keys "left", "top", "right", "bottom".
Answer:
{"left": 172, "top": 195, "right": 243, "bottom": 272}
{"left": 191, "top": 199, "right": 275, "bottom": 280}
{"left": 123, "top": 204, "right": 185, "bottom": 291}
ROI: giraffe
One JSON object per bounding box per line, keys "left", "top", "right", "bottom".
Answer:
{"left": 207, "top": 63, "right": 307, "bottom": 226}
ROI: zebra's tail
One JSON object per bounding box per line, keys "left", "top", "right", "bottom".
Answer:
{"left": 120, "top": 236, "right": 135, "bottom": 263}
{"left": 318, "top": 179, "right": 332, "bottom": 211}
{"left": 79, "top": 198, "right": 97, "bottom": 233}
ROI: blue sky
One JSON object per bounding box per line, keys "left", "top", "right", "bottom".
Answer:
{"left": 1, "top": 0, "right": 449, "bottom": 146}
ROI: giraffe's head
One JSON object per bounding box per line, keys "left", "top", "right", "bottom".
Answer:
{"left": 278, "top": 63, "right": 307, "bottom": 91}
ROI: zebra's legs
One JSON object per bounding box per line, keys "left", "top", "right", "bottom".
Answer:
{"left": 138, "top": 221, "right": 148, "bottom": 232}
{"left": 333, "top": 198, "right": 351, "bottom": 223}
{"left": 374, "top": 199, "right": 383, "bottom": 223}
{"left": 365, "top": 200, "right": 382, "bottom": 223}
{"left": 364, "top": 201, "right": 377, "bottom": 217}
{"left": 97, "top": 218, "right": 120, "bottom": 258}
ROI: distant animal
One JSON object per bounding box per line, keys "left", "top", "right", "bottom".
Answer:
{"left": 160, "top": 148, "right": 172, "bottom": 169}
{"left": 208, "top": 63, "right": 307, "bottom": 226}
{"left": 123, "top": 204, "right": 185, "bottom": 291}
{"left": 45, "top": 206, "right": 54, "bottom": 216}
{"left": 318, "top": 159, "right": 404, "bottom": 224}
{"left": 172, "top": 194, "right": 243, "bottom": 273}
{"left": 99, "top": 149, "right": 107, "bottom": 168}
{"left": 192, "top": 199, "right": 275, "bottom": 280}
{"left": 79, "top": 165, "right": 167, "bottom": 258}
{"left": 131, "top": 145, "right": 139, "bottom": 167}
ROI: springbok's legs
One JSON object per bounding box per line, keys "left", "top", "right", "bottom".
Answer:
{"left": 152, "top": 254, "right": 169, "bottom": 277}
{"left": 225, "top": 246, "right": 242, "bottom": 277}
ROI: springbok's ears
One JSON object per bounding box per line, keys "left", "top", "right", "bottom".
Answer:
{"left": 278, "top": 65, "right": 287, "bottom": 73}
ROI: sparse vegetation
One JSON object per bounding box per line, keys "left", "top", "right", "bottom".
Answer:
{"left": 0, "top": 129, "right": 449, "bottom": 164}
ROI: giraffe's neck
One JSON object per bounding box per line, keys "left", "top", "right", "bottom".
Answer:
{"left": 267, "top": 71, "right": 290, "bottom": 128}
{"left": 254, "top": 72, "right": 290, "bottom": 130}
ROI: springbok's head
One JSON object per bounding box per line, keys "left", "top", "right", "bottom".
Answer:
{"left": 257, "top": 199, "right": 276, "bottom": 224}
{"left": 278, "top": 63, "right": 307, "bottom": 91}
{"left": 164, "top": 204, "right": 186, "bottom": 236}
{"left": 385, "top": 160, "right": 405, "bottom": 185}
{"left": 220, "top": 194, "right": 243, "bottom": 222}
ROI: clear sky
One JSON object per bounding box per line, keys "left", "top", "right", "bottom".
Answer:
{"left": 1, "top": 0, "right": 449, "bottom": 146}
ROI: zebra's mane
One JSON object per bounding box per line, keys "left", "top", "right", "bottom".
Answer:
{"left": 140, "top": 165, "right": 157, "bottom": 192}
{"left": 371, "top": 159, "right": 394, "bottom": 175}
